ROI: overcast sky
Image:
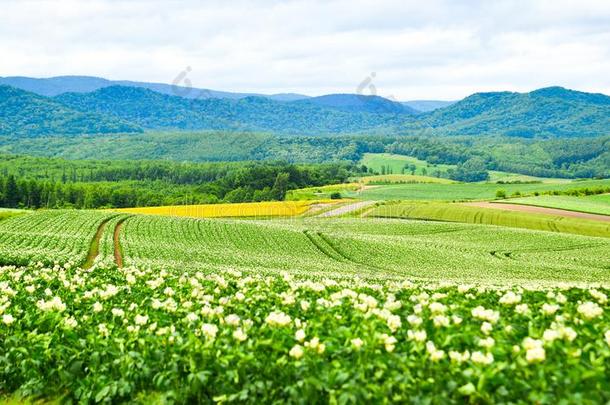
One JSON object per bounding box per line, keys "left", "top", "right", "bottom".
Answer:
{"left": 1, "top": 0, "right": 610, "bottom": 100}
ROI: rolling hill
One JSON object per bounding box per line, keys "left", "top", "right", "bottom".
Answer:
{"left": 0, "top": 75, "right": 309, "bottom": 101}
{"left": 297, "top": 93, "right": 416, "bottom": 114}
{"left": 54, "top": 86, "right": 411, "bottom": 134}
{"left": 0, "top": 85, "right": 142, "bottom": 136}
{"left": 419, "top": 86, "right": 610, "bottom": 138}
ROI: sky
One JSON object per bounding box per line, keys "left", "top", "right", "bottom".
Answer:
{"left": 1, "top": 0, "right": 610, "bottom": 100}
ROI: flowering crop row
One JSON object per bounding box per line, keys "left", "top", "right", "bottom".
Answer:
{"left": 1, "top": 264, "right": 609, "bottom": 403}
{"left": 0, "top": 211, "right": 113, "bottom": 268}
{"left": 119, "top": 214, "right": 610, "bottom": 284}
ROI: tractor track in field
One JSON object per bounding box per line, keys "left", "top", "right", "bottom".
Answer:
{"left": 113, "top": 217, "right": 129, "bottom": 268}
{"left": 83, "top": 218, "right": 112, "bottom": 269}
{"left": 464, "top": 202, "right": 610, "bottom": 222}
{"left": 303, "top": 230, "right": 386, "bottom": 271}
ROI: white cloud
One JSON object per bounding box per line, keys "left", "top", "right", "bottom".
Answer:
{"left": 1, "top": 0, "right": 609, "bottom": 99}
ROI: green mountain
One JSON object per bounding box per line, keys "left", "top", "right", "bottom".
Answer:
{"left": 296, "top": 94, "right": 416, "bottom": 114}
{"left": 0, "top": 85, "right": 142, "bottom": 136}
{"left": 0, "top": 75, "right": 309, "bottom": 101}
{"left": 419, "top": 87, "right": 610, "bottom": 138}
{"left": 55, "top": 86, "right": 411, "bottom": 134}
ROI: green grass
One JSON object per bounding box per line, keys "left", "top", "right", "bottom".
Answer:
{"left": 286, "top": 183, "right": 359, "bottom": 200}
{"left": 505, "top": 194, "right": 610, "bottom": 216}
{"left": 367, "top": 201, "right": 610, "bottom": 238}
{"left": 350, "top": 179, "right": 610, "bottom": 201}
{"left": 360, "top": 153, "right": 455, "bottom": 177}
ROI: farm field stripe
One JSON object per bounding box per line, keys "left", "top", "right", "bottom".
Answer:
{"left": 318, "top": 201, "right": 377, "bottom": 217}
{"left": 114, "top": 217, "right": 129, "bottom": 268}
{"left": 466, "top": 202, "right": 610, "bottom": 222}
{"left": 82, "top": 217, "right": 112, "bottom": 269}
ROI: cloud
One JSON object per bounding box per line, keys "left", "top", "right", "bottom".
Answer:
{"left": 1, "top": 0, "right": 609, "bottom": 99}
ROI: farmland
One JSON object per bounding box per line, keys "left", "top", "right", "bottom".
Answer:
{"left": 504, "top": 194, "right": 610, "bottom": 216}
{"left": 350, "top": 178, "right": 610, "bottom": 201}
{"left": 1, "top": 210, "right": 610, "bottom": 403}
{"left": 368, "top": 201, "right": 610, "bottom": 238}
{"left": 113, "top": 200, "right": 335, "bottom": 218}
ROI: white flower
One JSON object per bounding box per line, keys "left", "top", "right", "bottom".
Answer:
{"left": 452, "top": 315, "right": 463, "bottom": 325}
{"left": 471, "top": 306, "right": 499, "bottom": 323}
{"left": 499, "top": 291, "right": 521, "bottom": 305}
{"left": 386, "top": 314, "right": 402, "bottom": 332}
{"left": 478, "top": 337, "right": 495, "bottom": 349}
{"left": 449, "top": 350, "right": 470, "bottom": 364}
{"left": 185, "top": 312, "right": 198, "bottom": 323}
{"left": 25, "top": 285, "right": 36, "bottom": 293}
{"left": 407, "top": 329, "right": 427, "bottom": 342}
{"left": 305, "top": 337, "right": 325, "bottom": 354}
{"left": 577, "top": 302, "right": 603, "bottom": 320}
{"left": 426, "top": 341, "right": 445, "bottom": 362}
{"left": 481, "top": 322, "right": 493, "bottom": 335}
{"left": 265, "top": 311, "right": 292, "bottom": 327}
{"left": 295, "top": 329, "right": 306, "bottom": 342}
{"left": 380, "top": 334, "right": 397, "bottom": 352}
{"left": 235, "top": 292, "right": 246, "bottom": 302}
{"left": 542, "top": 329, "right": 560, "bottom": 343}
{"left": 407, "top": 315, "right": 422, "bottom": 326}
{"left": 289, "top": 344, "right": 304, "bottom": 359}
{"left": 433, "top": 315, "right": 450, "bottom": 328}
{"left": 111, "top": 308, "right": 125, "bottom": 317}
{"left": 134, "top": 314, "right": 148, "bottom": 325}
{"left": 300, "top": 300, "right": 311, "bottom": 311}
{"left": 515, "top": 304, "right": 530, "bottom": 315}
{"left": 541, "top": 303, "right": 559, "bottom": 316}
{"left": 201, "top": 323, "right": 218, "bottom": 340}
{"left": 93, "top": 302, "right": 103, "bottom": 313}
{"left": 605, "top": 330, "right": 610, "bottom": 347}
{"left": 233, "top": 328, "right": 248, "bottom": 342}
{"left": 523, "top": 338, "right": 545, "bottom": 363}
{"left": 471, "top": 351, "right": 494, "bottom": 365}
{"left": 224, "top": 314, "right": 241, "bottom": 326}
{"left": 351, "top": 338, "right": 364, "bottom": 349}
{"left": 98, "top": 323, "right": 109, "bottom": 337}
{"left": 2, "top": 314, "right": 15, "bottom": 325}
{"left": 63, "top": 316, "right": 78, "bottom": 329}
{"left": 36, "top": 296, "right": 66, "bottom": 312}
{"left": 590, "top": 289, "right": 608, "bottom": 304}
{"left": 429, "top": 302, "right": 447, "bottom": 314}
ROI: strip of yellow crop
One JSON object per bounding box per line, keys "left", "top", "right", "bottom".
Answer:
{"left": 113, "top": 200, "right": 339, "bottom": 218}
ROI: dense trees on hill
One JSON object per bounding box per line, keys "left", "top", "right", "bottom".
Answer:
{"left": 0, "top": 158, "right": 362, "bottom": 209}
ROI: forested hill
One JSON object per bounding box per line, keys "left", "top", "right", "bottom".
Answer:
{"left": 2, "top": 82, "right": 610, "bottom": 137}
{"left": 418, "top": 86, "right": 610, "bottom": 138}
{"left": 54, "top": 86, "right": 411, "bottom": 134}
{"left": 0, "top": 85, "right": 142, "bottom": 136}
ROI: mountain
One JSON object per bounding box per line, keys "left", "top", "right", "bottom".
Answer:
{"left": 0, "top": 85, "right": 141, "bottom": 136}
{"left": 418, "top": 86, "right": 610, "bottom": 138}
{"left": 0, "top": 75, "right": 310, "bottom": 102}
{"left": 296, "top": 94, "right": 417, "bottom": 114}
{"left": 402, "top": 100, "right": 456, "bottom": 112}
{"left": 55, "top": 86, "right": 411, "bottom": 134}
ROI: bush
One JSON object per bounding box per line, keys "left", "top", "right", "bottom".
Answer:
{"left": 330, "top": 192, "right": 342, "bottom": 200}
{"left": 495, "top": 189, "right": 507, "bottom": 199}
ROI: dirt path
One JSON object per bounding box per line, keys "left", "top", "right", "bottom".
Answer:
{"left": 83, "top": 219, "right": 110, "bottom": 269}
{"left": 464, "top": 202, "right": 610, "bottom": 223}
{"left": 318, "top": 201, "right": 377, "bottom": 217}
{"left": 113, "top": 218, "right": 127, "bottom": 268}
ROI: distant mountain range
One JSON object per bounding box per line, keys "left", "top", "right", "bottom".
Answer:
{"left": 0, "top": 75, "right": 309, "bottom": 102}
{"left": 0, "top": 76, "right": 609, "bottom": 138}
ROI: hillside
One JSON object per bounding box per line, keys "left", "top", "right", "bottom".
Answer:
{"left": 0, "top": 85, "right": 141, "bottom": 136}
{"left": 420, "top": 86, "right": 610, "bottom": 138}
{"left": 55, "top": 86, "right": 410, "bottom": 134}
{"left": 296, "top": 93, "right": 416, "bottom": 114}
{"left": 0, "top": 75, "right": 310, "bottom": 101}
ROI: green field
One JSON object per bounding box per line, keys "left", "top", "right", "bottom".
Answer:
{"left": 368, "top": 201, "right": 610, "bottom": 238}
{"left": 2, "top": 210, "right": 610, "bottom": 403}
{"left": 360, "top": 153, "right": 455, "bottom": 177}
{"left": 505, "top": 194, "right": 610, "bottom": 216}
{"left": 350, "top": 178, "right": 610, "bottom": 201}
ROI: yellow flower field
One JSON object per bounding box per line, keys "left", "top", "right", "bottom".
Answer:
{"left": 112, "top": 200, "right": 339, "bottom": 218}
